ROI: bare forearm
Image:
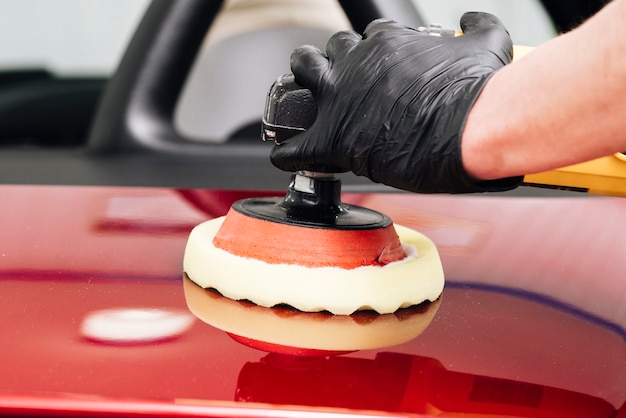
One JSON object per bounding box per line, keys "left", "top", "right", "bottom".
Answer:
{"left": 462, "top": 0, "right": 626, "bottom": 180}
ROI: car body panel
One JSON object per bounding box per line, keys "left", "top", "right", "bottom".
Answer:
{"left": 1, "top": 185, "right": 624, "bottom": 417}
{"left": 1, "top": 0, "right": 624, "bottom": 417}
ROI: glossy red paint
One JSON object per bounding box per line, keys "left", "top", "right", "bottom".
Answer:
{"left": 0, "top": 185, "right": 625, "bottom": 417}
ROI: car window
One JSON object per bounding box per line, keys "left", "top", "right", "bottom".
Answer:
{"left": 413, "top": 0, "right": 557, "bottom": 46}
{"left": 0, "top": 0, "right": 150, "bottom": 76}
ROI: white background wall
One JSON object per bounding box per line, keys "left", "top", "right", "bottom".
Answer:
{"left": 0, "top": 0, "right": 149, "bottom": 75}
{"left": 0, "top": 0, "right": 556, "bottom": 76}
{"left": 413, "top": 0, "right": 556, "bottom": 46}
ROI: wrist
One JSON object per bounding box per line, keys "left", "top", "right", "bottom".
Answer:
{"left": 460, "top": 71, "right": 508, "bottom": 181}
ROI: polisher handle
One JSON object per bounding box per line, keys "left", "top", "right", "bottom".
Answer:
{"left": 262, "top": 74, "right": 316, "bottom": 144}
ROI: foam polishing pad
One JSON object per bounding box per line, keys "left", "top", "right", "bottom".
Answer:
{"left": 183, "top": 214, "right": 444, "bottom": 315}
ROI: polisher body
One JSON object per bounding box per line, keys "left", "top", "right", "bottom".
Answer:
{"left": 183, "top": 75, "right": 444, "bottom": 315}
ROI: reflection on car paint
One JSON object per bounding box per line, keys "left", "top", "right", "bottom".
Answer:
{"left": 81, "top": 308, "right": 194, "bottom": 345}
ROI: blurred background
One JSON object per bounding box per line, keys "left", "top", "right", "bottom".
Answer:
{"left": 0, "top": 0, "right": 554, "bottom": 79}
{"left": 0, "top": 0, "right": 150, "bottom": 76}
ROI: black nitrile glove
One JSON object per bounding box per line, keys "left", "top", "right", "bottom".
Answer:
{"left": 270, "top": 12, "right": 523, "bottom": 193}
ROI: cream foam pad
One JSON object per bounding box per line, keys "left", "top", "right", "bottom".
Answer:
{"left": 183, "top": 216, "right": 444, "bottom": 315}
{"left": 183, "top": 275, "right": 441, "bottom": 352}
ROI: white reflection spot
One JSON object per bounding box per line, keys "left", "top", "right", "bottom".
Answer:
{"left": 81, "top": 308, "right": 194, "bottom": 345}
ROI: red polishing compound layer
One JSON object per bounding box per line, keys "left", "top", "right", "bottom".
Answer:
{"left": 213, "top": 207, "right": 405, "bottom": 268}
{"left": 183, "top": 198, "right": 444, "bottom": 315}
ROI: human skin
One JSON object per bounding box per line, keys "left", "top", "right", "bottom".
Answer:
{"left": 462, "top": 0, "right": 626, "bottom": 181}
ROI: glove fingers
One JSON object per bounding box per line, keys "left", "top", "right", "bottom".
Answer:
{"left": 290, "top": 45, "right": 329, "bottom": 93}
{"left": 362, "top": 18, "right": 412, "bottom": 39}
{"left": 325, "top": 30, "right": 361, "bottom": 61}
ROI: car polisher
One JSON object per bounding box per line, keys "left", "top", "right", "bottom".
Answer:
{"left": 183, "top": 74, "right": 444, "bottom": 315}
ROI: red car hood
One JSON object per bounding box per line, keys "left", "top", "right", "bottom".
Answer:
{"left": 0, "top": 185, "right": 624, "bottom": 417}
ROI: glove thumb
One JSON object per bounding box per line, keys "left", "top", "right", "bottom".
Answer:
{"left": 271, "top": 127, "right": 351, "bottom": 174}
{"left": 460, "top": 12, "right": 513, "bottom": 65}
{"left": 270, "top": 131, "right": 309, "bottom": 173}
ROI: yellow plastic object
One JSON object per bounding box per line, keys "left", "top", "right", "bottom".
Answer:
{"left": 513, "top": 45, "right": 534, "bottom": 60}
{"left": 523, "top": 153, "right": 626, "bottom": 197}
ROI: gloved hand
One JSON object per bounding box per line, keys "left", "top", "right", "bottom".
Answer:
{"left": 270, "top": 12, "right": 523, "bottom": 193}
